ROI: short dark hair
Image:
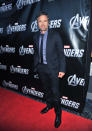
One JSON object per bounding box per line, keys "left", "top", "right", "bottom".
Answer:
{"left": 37, "top": 11, "right": 49, "bottom": 20}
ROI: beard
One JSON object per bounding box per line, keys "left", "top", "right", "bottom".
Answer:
{"left": 40, "top": 28, "right": 48, "bottom": 31}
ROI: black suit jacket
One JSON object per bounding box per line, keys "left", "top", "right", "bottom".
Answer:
{"left": 33, "top": 29, "right": 66, "bottom": 73}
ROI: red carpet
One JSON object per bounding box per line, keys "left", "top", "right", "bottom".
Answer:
{"left": 0, "top": 87, "right": 92, "bottom": 131}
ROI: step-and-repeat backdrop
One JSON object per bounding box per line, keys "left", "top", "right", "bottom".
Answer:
{"left": 0, "top": 0, "right": 91, "bottom": 112}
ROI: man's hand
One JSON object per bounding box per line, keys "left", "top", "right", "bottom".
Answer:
{"left": 58, "top": 72, "right": 65, "bottom": 78}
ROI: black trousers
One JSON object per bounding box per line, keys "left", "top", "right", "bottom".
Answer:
{"left": 37, "top": 64, "right": 61, "bottom": 115}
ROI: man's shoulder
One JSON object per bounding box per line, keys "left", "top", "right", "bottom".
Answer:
{"left": 48, "top": 29, "right": 59, "bottom": 34}
{"left": 32, "top": 31, "right": 40, "bottom": 39}
{"left": 33, "top": 31, "right": 39, "bottom": 36}
{"left": 48, "top": 29, "right": 60, "bottom": 37}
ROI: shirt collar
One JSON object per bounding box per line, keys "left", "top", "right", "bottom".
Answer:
{"left": 40, "top": 30, "right": 48, "bottom": 36}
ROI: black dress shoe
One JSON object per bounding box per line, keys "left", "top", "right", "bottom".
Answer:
{"left": 40, "top": 106, "right": 51, "bottom": 114}
{"left": 54, "top": 115, "right": 61, "bottom": 128}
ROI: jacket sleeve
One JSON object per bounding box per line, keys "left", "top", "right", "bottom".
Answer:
{"left": 55, "top": 32, "right": 66, "bottom": 73}
{"left": 32, "top": 33, "right": 38, "bottom": 72}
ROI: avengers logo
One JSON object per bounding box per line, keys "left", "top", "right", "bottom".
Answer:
{"left": 70, "top": 13, "right": 89, "bottom": 31}
{"left": 68, "top": 74, "right": 85, "bottom": 87}
{"left": 22, "top": 86, "right": 44, "bottom": 98}
{"left": 31, "top": 20, "right": 38, "bottom": 32}
{"left": 19, "top": 45, "right": 34, "bottom": 56}
{"left": 2, "top": 80, "right": 18, "bottom": 90}
{"left": 16, "top": 0, "right": 40, "bottom": 9}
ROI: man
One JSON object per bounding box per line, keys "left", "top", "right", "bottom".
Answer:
{"left": 33, "top": 12, "right": 66, "bottom": 128}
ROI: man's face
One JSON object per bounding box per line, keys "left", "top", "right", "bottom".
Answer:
{"left": 37, "top": 15, "right": 49, "bottom": 32}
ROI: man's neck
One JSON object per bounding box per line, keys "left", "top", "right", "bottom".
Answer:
{"left": 40, "top": 29, "right": 48, "bottom": 34}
